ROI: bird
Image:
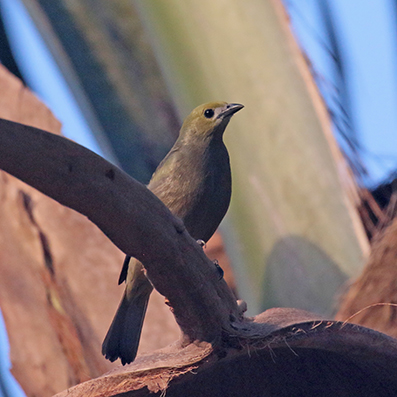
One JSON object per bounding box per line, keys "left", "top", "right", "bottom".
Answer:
{"left": 102, "top": 101, "right": 243, "bottom": 365}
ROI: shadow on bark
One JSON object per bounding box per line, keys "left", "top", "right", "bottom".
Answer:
{"left": 0, "top": 117, "right": 396, "bottom": 396}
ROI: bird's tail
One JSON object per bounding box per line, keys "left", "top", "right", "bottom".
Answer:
{"left": 102, "top": 261, "right": 153, "bottom": 365}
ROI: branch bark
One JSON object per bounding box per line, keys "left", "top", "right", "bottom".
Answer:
{"left": 55, "top": 308, "right": 397, "bottom": 396}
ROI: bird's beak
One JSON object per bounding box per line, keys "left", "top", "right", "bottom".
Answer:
{"left": 219, "top": 103, "right": 244, "bottom": 119}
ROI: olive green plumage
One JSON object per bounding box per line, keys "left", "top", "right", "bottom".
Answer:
{"left": 102, "top": 102, "right": 243, "bottom": 365}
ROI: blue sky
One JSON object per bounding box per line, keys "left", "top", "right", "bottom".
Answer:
{"left": 0, "top": 0, "right": 103, "bottom": 156}
{"left": 3, "top": 0, "right": 397, "bottom": 185}
{"left": 1, "top": 0, "right": 397, "bottom": 395}
{"left": 288, "top": 0, "right": 397, "bottom": 186}
{"left": 0, "top": 311, "right": 25, "bottom": 397}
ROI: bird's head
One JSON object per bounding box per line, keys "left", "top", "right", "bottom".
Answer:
{"left": 180, "top": 102, "right": 244, "bottom": 141}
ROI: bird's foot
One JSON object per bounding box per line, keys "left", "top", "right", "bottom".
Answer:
{"left": 213, "top": 259, "right": 224, "bottom": 280}
{"left": 237, "top": 300, "right": 247, "bottom": 316}
{"left": 164, "top": 298, "right": 174, "bottom": 313}
{"left": 196, "top": 239, "right": 206, "bottom": 249}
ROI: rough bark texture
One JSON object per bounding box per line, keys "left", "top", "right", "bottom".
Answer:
{"left": 0, "top": 65, "right": 180, "bottom": 396}
{"left": 3, "top": 106, "right": 397, "bottom": 397}
{"left": 54, "top": 308, "right": 397, "bottom": 397}
{"left": 336, "top": 218, "right": 397, "bottom": 337}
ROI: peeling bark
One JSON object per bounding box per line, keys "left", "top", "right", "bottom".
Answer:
{"left": 55, "top": 309, "right": 397, "bottom": 396}
{"left": 0, "top": 65, "right": 179, "bottom": 396}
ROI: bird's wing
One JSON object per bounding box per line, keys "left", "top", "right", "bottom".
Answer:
{"left": 148, "top": 145, "right": 181, "bottom": 192}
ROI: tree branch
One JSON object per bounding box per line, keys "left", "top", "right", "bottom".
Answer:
{"left": 0, "top": 118, "right": 240, "bottom": 344}
{"left": 3, "top": 118, "right": 397, "bottom": 396}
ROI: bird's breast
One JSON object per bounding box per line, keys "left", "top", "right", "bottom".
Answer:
{"left": 150, "top": 140, "right": 231, "bottom": 242}
{"left": 179, "top": 142, "right": 231, "bottom": 241}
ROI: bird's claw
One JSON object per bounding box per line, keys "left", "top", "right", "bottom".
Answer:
{"left": 237, "top": 300, "right": 247, "bottom": 316}
{"left": 197, "top": 239, "right": 206, "bottom": 249}
{"left": 213, "top": 259, "right": 224, "bottom": 280}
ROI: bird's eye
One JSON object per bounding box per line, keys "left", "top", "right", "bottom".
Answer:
{"left": 204, "top": 109, "right": 215, "bottom": 118}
